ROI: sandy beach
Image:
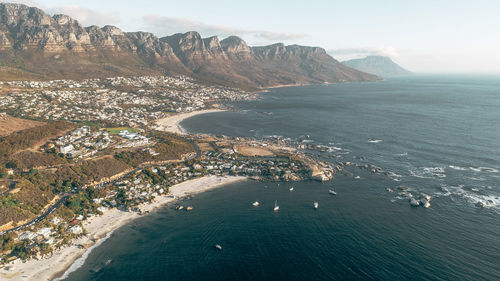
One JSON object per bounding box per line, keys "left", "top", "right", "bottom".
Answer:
{"left": 1, "top": 175, "right": 246, "bottom": 281}
{"left": 155, "top": 109, "right": 227, "bottom": 134}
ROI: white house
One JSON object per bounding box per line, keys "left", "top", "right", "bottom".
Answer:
{"left": 68, "top": 225, "right": 83, "bottom": 235}
{"left": 60, "top": 144, "right": 75, "bottom": 154}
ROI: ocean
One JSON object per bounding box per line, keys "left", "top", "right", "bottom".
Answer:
{"left": 64, "top": 75, "right": 500, "bottom": 280}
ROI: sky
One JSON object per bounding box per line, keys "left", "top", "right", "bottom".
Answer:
{"left": 4, "top": 0, "right": 500, "bottom": 73}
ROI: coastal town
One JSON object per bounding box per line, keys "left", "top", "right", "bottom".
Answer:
{"left": 0, "top": 75, "right": 338, "bottom": 279}
{"left": 0, "top": 76, "right": 256, "bottom": 127}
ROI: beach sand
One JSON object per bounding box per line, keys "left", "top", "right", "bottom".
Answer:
{"left": 2, "top": 175, "right": 246, "bottom": 281}
{"left": 155, "top": 109, "right": 226, "bottom": 134}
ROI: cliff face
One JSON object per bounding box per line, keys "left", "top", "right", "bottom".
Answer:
{"left": 0, "top": 3, "right": 380, "bottom": 87}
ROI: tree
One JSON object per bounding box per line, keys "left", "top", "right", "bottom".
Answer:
{"left": 5, "top": 160, "right": 20, "bottom": 169}
{"left": 0, "top": 233, "right": 17, "bottom": 252}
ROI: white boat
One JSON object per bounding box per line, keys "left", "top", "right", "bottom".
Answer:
{"left": 314, "top": 202, "right": 319, "bottom": 209}
{"left": 252, "top": 201, "right": 260, "bottom": 207}
{"left": 215, "top": 244, "right": 222, "bottom": 251}
{"left": 289, "top": 187, "right": 294, "bottom": 192}
{"left": 329, "top": 189, "right": 337, "bottom": 195}
{"left": 274, "top": 200, "right": 280, "bottom": 212}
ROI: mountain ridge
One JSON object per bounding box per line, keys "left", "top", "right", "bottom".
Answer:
{"left": 342, "top": 56, "right": 411, "bottom": 78}
{"left": 0, "top": 3, "right": 381, "bottom": 87}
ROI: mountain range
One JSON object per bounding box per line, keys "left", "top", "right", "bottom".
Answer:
{"left": 342, "top": 56, "right": 411, "bottom": 78}
{"left": 0, "top": 3, "right": 380, "bottom": 88}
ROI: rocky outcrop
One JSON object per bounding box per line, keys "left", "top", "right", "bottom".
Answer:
{"left": 53, "top": 14, "right": 93, "bottom": 52}
{"left": 161, "top": 31, "right": 228, "bottom": 69}
{"left": 125, "top": 31, "right": 188, "bottom": 73}
{"left": 202, "top": 36, "right": 227, "bottom": 59}
{"left": 220, "top": 36, "right": 252, "bottom": 60}
{"left": 0, "top": 30, "right": 11, "bottom": 49}
{"left": 0, "top": 2, "right": 381, "bottom": 87}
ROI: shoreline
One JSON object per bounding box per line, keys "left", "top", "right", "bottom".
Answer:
{"left": 2, "top": 175, "right": 247, "bottom": 281}
{"left": 262, "top": 81, "right": 334, "bottom": 90}
{"left": 155, "top": 109, "right": 227, "bottom": 134}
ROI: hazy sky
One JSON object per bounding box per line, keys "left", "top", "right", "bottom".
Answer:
{"left": 5, "top": 0, "right": 500, "bottom": 73}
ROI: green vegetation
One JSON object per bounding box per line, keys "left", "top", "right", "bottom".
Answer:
{"left": 0, "top": 121, "right": 75, "bottom": 172}
{"left": 12, "top": 151, "right": 66, "bottom": 170}
{"left": 66, "top": 192, "right": 92, "bottom": 215}
{"left": 0, "top": 126, "right": 196, "bottom": 231}
{"left": 0, "top": 121, "right": 75, "bottom": 158}
{"left": 115, "top": 132, "right": 194, "bottom": 166}
{"left": 105, "top": 127, "right": 137, "bottom": 134}
{"left": 0, "top": 178, "right": 54, "bottom": 226}
{"left": 0, "top": 232, "right": 17, "bottom": 253}
{"left": 48, "top": 157, "right": 131, "bottom": 193}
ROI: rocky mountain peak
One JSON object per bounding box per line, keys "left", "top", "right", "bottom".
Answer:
{"left": 202, "top": 36, "right": 227, "bottom": 59}
{"left": 203, "top": 36, "right": 220, "bottom": 50}
{"left": 52, "top": 14, "right": 75, "bottom": 26}
{"left": 220, "top": 36, "right": 251, "bottom": 59}
{"left": 0, "top": 3, "right": 50, "bottom": 27}
{"left": 102, "top": 25, "right": 125, "bottom": 36}
{"left": 0, "top": 2, "right": 380, "bottom": 86}
{"left": 162, "top": 31, "right": 205, "bottom": 53}
{"left": 127, "top": 31, "right": 169, "bottom": 56}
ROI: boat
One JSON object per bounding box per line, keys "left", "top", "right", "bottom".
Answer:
{"left": 186, "top": 206, "right": 193, "bottom": 211}
{"left": 215, "top": 244, "right": 222, "bottom": 251}
{"left": 274, "top": 200, "right": 280, "bottom": 212}
{"left": 329, "top": 189, "right": 337, "bottom": 195}
{"left": 252, "top": 201, "right": 260, "bottom": 207}
{"left": 314, "top": 202, "right": 319, "bottom": 209}
{"left": 289, "top": 187, "right": 294, "bottom": 192}
{"left": 176, "top": 205, "right": 184, "bottom": 210}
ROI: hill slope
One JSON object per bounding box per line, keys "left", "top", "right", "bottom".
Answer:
{"left": 0, "top": 3, "right": 380, "bottom": 87}
{"left": 342, "top": 56, "right": 411, "bottom": 78}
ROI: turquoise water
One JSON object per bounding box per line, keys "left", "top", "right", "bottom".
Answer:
{"left": 65, "top": 75, "right": 500, "bottom": 280}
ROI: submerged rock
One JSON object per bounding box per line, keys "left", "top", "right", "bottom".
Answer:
{"left": 420, "top": 199, "right": 431, "bottom": 208}
{"left": 399, "top": 192, "right": 411, "bottom": 198}
{"left": 409, "top": 198, "right": 420, "bottom": 207}
{"left": 420, "top": 193, "right": 431, "bottom": 202}
{"left": 475, "top": 201, "right": 486, "bottom": 208}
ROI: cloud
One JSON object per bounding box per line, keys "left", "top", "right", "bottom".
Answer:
{"left": 47, "top": 5, "right": 121, "bottom": 27}
{"left": 328, "top": 47, "right": 400, "bottom": 60}
{"left": 143, "top": 15, "right": 241, "bottom": 37}
{"left": 143, "top": 15, "right": 306, "bottom": 42}
{"left": 1, "top": 0, "right": 39, "bottom": 5}
{"left": 254, "top": 31, "right": 306, "bottom": 41}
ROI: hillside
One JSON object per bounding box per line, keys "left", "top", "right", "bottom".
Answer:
{"left": 342, "top": 56, "right": 411, "bottom": 77}
{"left": 0, "top": 3, "right": 380, "bottom": 87}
